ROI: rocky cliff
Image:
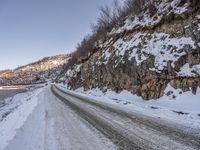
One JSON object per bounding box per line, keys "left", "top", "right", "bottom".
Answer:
{"left": 0, "top": 55, "right": 70, "bottom": 86}
{"left": 58, "top": 0, "right": 200, "bottom": 100}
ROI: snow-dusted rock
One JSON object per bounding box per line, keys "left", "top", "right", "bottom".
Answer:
{"left": 59, "top": 0, "right": 200, "bottom": 100}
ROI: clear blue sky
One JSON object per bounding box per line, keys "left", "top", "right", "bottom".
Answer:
{"left": 0, "top": 0, "right": 113, "bottom": 70}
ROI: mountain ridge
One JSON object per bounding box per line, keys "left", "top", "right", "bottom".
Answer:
{"left": 0, "top": 54, "right": 70, "bottom": 86}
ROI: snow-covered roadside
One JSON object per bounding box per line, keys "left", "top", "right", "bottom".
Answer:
{"left": 0, "top": 87, "right": 44, "bottom": 150}
{"left": 4, "top": 86, "right": 117, "bottom": 150}
{"left": 57, "top": 84, "right": 200, "bottom": 130}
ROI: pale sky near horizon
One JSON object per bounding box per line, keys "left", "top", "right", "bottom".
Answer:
{"left": 0, "top": 0, "right": 114, "bottom": 70}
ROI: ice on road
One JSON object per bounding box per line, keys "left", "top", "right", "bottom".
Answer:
{"left": 2, "top": 85, "right": 199, "bottom": 150}
{"left": 3, "top": 87, "right": 116, "bottom": 150}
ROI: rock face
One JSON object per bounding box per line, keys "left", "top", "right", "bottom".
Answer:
{"left": 0, "top": 55, "right": 70, "bottom": 86}
{"left": 58, "top": 0, "right": 200, "bottom": 100}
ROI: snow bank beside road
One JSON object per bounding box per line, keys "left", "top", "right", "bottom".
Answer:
{"left": 57, "top": 84, "right": 200, "bottom": 129}
{"left": 0, "top": 88, "right": 43, "bottom": 150}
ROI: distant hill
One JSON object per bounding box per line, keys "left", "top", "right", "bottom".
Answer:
{"left": 0, "top": 54, "right": 71, "bottom": 86}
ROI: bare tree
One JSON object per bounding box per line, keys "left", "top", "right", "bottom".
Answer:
{"left": 65, "top": 0, "right": 159, "bottom": 70}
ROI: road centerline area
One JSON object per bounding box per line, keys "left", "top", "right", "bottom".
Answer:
{"left": 4, "top": 87, "right": 116, "bottom": 150}
{"left": 52, "top": 85, "right": 200, "bottom": 150}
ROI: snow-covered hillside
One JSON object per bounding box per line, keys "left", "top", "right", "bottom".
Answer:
{"left": 0, "top": 55, "right": 70, "bottom": 86}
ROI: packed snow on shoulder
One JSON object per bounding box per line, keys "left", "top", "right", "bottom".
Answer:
{"left": 0, "top": 87, "right": 44, "bottom": 150}
{"left": 57, "top": 84, "right": 200, "bottom": 129}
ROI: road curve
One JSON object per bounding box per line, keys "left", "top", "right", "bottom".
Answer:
{"left": 52, "top": 85, "right": 200, "bottom": 150}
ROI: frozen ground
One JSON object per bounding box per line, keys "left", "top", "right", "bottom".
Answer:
{"left": 0, "top": 84, "right": 199, "bottom": 150}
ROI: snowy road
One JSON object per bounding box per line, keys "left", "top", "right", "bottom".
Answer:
{"left": 4, "top": 87, "right": 116, "bottom": 150}
{"left": 52, "top": 85, "right": 200, "bottom": 150}
{"left": 1, "top": 85, "right": 200, "bottom": 150}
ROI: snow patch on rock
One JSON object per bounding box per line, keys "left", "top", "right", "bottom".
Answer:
{"left": 177, "top": 63, "right": 200, "bottom": 77}
{"left": 102, "top": 32, "right": 196, "bottom": 72}
{"left": 65, "top": 64, "right": 81, "bottom": 78}
{"left": 196, "top": 15, "right": 200, "bottom": 19}
{"left": 110, "top": 0, "right": 189, "bottom": 34}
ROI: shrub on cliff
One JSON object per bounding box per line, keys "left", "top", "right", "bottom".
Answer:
{"left": 65, "top": 0, "right": 156, "bottom": 70}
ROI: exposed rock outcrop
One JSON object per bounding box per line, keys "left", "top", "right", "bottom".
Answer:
{"left": 58, "top": 0, "right": 200, "bottom": 100}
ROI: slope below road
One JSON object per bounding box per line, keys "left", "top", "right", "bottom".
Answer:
{"left": 0, "top": 89, "right": 26, "bottom": 100}
{"left": 52, "top": 85, "right": 200, "bottom": 150}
